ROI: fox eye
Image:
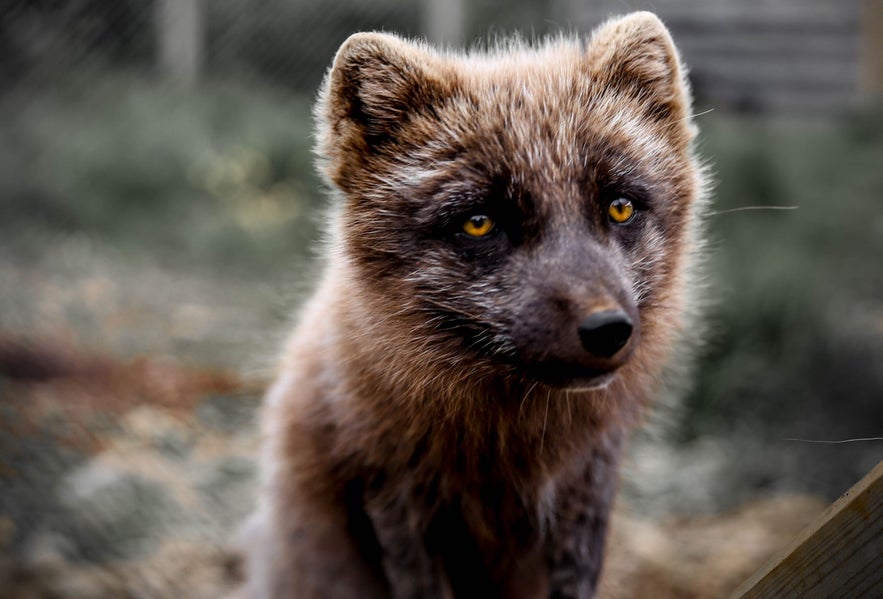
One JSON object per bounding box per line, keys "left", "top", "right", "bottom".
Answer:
{"left": 608, "top": 198, "right": 635, "bottom": 224}
{"left": 462, "top": 214, "right": 495, "bottom": 237}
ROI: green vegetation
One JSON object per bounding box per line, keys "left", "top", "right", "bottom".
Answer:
{"left": 1, "top": 71, "right": 880, "bottom": 498}
{"left": 689, "top": 113, "right": 883, "bottom": 443}
{"left": 0, "top": 73, "right": 322, "bottom": 278}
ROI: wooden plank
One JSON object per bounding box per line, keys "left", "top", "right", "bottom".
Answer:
{"left": 676, "top": 33, "right": 858, "bottom": 61}
{"left": 155, "top": 0, "right": 203, "bottom": 86}
{"left": 690, "top": 59, "right": 858, "bottom": 88}
{"left": 860, "top": 0, "right": 883, "bottom": 95}
{"left": 733, "top": 460, "right": 883, "bottom": 598}
{"left": 422, "top": 0, "right": 465, "bottom": 47}
{"left": 561, "top": 0, "right": 862, "bottom": 118}
{"left": 573, "top": 0, "right": 859, "bottom": 28}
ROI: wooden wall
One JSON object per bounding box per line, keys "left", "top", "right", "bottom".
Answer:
{"left": 557, "top": 0, "right": 866, "bottom": 118}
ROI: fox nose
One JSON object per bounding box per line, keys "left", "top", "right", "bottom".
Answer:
{"left": 578, "top": 310, "right": 633, "bottom": 358}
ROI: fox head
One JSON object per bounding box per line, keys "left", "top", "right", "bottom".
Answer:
{"left": 315, "top": 12, "right": 706, "bottom": 392}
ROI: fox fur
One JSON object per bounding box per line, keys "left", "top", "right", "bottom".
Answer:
{"left": 242, "top": 11, "right": 708, "bottom": 599}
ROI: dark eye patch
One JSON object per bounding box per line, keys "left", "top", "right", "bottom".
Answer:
{"left": 411, "top": 168, "right": 529, "bottom": 242}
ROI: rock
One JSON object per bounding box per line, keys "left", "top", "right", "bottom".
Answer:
{"left": 57, "top": 461, "right": 183, "bottom": 562}
{"left": 195, "top": 393, "right": 258, "bottom": 435}
{"left": 197, "top": 455, "right": 257, "bottom": 530}
{"left": 118, "top": 405, "right": 195, "bottom": 458}
{"left": 22, "top": 530, "right": 76, "bottom": 566}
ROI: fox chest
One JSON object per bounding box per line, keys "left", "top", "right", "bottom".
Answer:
{"left": 358, "top": 479, "right": 551, "bottom": 599}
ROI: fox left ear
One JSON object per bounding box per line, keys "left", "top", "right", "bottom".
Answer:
{"left": 316, "top": 32, "right": 456, "bottom": 191}
{"left": 321, "top": 32, "right": 453, "bottom": 148}
{"left": 588, "top": 12, "right": 692, "bottom": 126}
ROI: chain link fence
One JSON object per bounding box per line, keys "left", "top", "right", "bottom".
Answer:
{"left": 2, "top": 0, "right": 875, "bottom": 116}
{"left": 2, "top": 0, "right": 422, "bottom": 93}
{"left": 0, "top": 2, "right": 882, "bottom": 598}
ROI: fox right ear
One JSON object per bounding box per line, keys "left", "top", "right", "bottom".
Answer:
{"left": 321, "top": 33, "right": 453, "bottom": 149}
{"left": 587, "top": 12, "right": 691, "bottom": 126}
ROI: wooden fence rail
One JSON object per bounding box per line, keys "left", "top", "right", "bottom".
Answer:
{"left": 733, "top": 460, "right": 883, "bottom": 598}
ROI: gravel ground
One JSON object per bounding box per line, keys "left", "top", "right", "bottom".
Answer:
{"left": 0, "top": 232, "right": 828, "bottom": 598}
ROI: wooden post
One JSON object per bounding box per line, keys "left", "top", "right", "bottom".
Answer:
{"left": 422, "top": 0, "right": 465, "bottom": 47}
{"left": 860, "top": 0, "right": 883, "bottom": 96}
{"left": 156, "top": 0, "right": 203, "bottom": 86}
{"left": 733, "top": 460, "right": 883, "bottom": 598}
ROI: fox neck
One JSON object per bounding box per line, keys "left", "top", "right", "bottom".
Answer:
{"left": 329, "top": 272, "right": 641, "bottom": 479}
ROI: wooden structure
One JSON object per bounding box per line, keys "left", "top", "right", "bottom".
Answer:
{"left": 555, "top": 0, "right": 866, "bottom": 118}
{"left": 733, "top": 460, "right": 883, "bottom": 598}
{"left": 156, "top": 0, "right": 204, "bottom": 86}
{"left": 422, "top": 0, "right": 465, "bottom": 47}
{"left": 861, "top": 0, "right": 883, "bottom": 96}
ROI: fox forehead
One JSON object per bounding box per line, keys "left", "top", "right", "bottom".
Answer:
{"left": 403, "top": 53, "right": 673, "bottom": 175}
{"left": 372, "top": 101, "right": 686, "bottom": 241}
{"left": 349, "top": 61, "right": 686, "bottom": 221}
{"left": 413, "top": 95, "right": 671, "bottom": 183}
{"left": 319, "top": 16, "right": 700, "bottom": 242}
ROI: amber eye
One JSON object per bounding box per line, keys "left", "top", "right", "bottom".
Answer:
{"left": 608, "top": 198, "right": 635, "bottom": 224}
{"left": 462, "top": 214, "right": 495, "bottom": 237}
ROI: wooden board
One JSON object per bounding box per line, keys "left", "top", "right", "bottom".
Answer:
{"left": 733, "top": 460, "right": 883, "bottom": 598}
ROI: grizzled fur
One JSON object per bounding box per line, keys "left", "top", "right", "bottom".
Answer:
{"left": 242, "top": 11, "right": 707, "bottom": 599}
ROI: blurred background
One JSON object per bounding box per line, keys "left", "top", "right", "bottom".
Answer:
{"left": 0, "top": 0, "right": 881, "bottom": 597}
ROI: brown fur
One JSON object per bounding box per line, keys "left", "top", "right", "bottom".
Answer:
{"left": 242, "top": 12, "right": 707, "bottom": 599}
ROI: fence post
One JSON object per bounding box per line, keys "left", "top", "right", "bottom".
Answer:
{"left": 156, "top": 0, "right": 204, "bottom": 86}
{"left": 422, "top": 0, "right": 465, "bottom": 47}
{"left": 733, "top": 460, "right": 883, "bottom": 598}
{"left": 860, "top": 0, "right": 883, "bottom": 97}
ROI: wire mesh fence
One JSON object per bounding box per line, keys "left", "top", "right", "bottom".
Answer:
{"left": 2, "top": 0, "right": 874, "bottom": 116}
{"left": 0, "top": 2, "right": 882, "bottom": 598}
{"left": 2, "top": 0, "right": 420, "bottom": 94}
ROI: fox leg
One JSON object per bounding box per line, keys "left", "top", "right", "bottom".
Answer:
{"left": 546, "top": 441, "right": 622, "bottom": 599}
{"left": 364, "top": 491, "right": 450, "bottom": 599}
{"left": 241, "top": 478, "right": 390, "bottom": 599}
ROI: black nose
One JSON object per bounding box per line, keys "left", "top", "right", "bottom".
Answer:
{"left": 578, "top": 310, "right": 633, "bottom": 358}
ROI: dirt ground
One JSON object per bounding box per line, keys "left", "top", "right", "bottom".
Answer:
{"left": 0, "top": 235, "right": 827, "bottom": 598}
{"left": 0, "top": 336, "right": 827, "bottom": 598}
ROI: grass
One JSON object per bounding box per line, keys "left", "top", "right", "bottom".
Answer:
{"left": 0, "top": 71, "right": 326, "bottom": 368}
{"left": 687, "top": 113, "right": 883, "bottom": 439}
{"left": 1, "top": 71, "right": 323, "bottom": 278}
{"left": 0, "top": 70, "right": 880, "bottom": 499}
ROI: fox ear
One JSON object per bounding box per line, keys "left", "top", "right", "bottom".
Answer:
{"left": 322, "top": 32, "right": 451, "bottom": 147}
{"left": 588, "top": 12, "right": 691, "bottom": 124}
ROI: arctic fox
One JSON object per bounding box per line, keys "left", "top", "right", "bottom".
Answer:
{"left": 242, "top": 11, "right": 707, "bottom": 599}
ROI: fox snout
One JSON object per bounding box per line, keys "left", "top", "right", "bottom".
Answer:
{"left": 534, "top": 303, "right": 638, "bottom": 388}
{"left": 578, "top": 309, "right": 633, "bottom": 359}
{"left": 567, "top": 300, "right": 639, "bottom": 374}
{"left": 503, "top": 230, "right": 642, "bottom": 387}
{"left": 510, "top": 282, "right": 640, "bottom": 388}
